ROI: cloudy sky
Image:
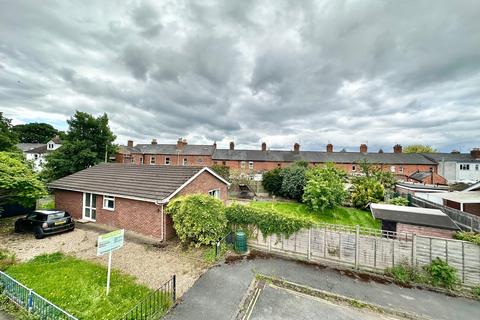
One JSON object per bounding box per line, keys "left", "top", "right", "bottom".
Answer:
{"left": 1, "top": 0, "right": 479, "bottom": 152}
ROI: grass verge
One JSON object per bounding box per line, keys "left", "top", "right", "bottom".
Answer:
{"left": 4, "top": 252, "right": 162, "bottom": 320}
{"left": 250, "top": 201, "right": 380, "bottom": 229}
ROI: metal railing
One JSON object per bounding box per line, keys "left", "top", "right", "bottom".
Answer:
{"left": 118, "top": 275, "right": 176, "bottom": 320}
{"left": 0, "top": 271, "right": 78, "bottom": 320}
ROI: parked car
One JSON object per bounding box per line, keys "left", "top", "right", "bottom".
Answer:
{"left": 14, "top": 210, "right": 75, "bottom": 239}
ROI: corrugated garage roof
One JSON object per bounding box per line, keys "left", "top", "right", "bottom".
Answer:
{"left": 48, "top": 164, "right": 211, "bottom": 202}
{"left": 370, "top": 203, "right": 459, "bottom": 230}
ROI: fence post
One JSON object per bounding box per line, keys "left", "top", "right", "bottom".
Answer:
{"left": 307, "top": 228, "right": 312, "bottom": 260}
{"left": 461, "top": 242, "right": 465, "bottom": 284}
{"left": 411, "top": 234, "right": 417, "bottom": 268}
{"left": 27, "top": 289, "right": 33, "bottom": 312}
{"left": 172, "top": 275, "right": 176, "bottom": 303}
{"left": 355, "top": 225, "right": 360, "bottom": 269}
{"left": 323, "top": 227, "right": 327, "bottom": 258}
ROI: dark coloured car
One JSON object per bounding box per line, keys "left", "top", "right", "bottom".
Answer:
{"left": 14, "top": 210, "right": 75, "bottom": 239}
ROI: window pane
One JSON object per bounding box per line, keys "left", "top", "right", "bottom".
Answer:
{"left": 91, "top": 209, "right": 96, "bottom": 220}
{"left": 84, "top": 208, "right": 90, "bottom": 218}
{"left": 85, "top": 193, "right": 90, "bottom": 207}
{"left": 92, "top": 194, "right": 97, "bottom": 208}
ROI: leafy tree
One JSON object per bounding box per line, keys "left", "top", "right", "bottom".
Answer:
{"left": 41, "top": 111, "right": 116, "bottom": 181}
{"left": 357, "top": 159, "right": 396, "bottom": 192}
{"left": 0, "top": 152, "right": 46, "bottom": 209}
{"left": 262, "top": 168, "right": 283, "bottom": 196}
{"left": 303, "top": 163, "right": 348, "bottom": 211}
{"left": 211, "top": 164, "right": 230, "bottom": 181}
{"left": 0, "top": 112, "right": 19, "bottom": 151}
{"left": 12, "top": 123, "right": 59, "bottom": 143}
{"left": 350, "top": 177, "right": 384, "bottom": 208}
{"left": 166, "top": 194, "right": 228, "bottom": 246}
{"left": 280, "top": 163, "right": 307, "bottom": 201}
{"left": 404, "top": 144, "right": 437, "bottom": 153}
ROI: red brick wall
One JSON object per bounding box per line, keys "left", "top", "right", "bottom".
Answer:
{"left": 130, "top": 153, "right": 213, "bottom": 166}
{"left": 178, "top": 170, "right": 228, "bottom": 203}
{"left": 54, "top": 190, "right": 83, "bottom": 219}
{"left": 396, "top": 223, "right": 454, "bottom": 239}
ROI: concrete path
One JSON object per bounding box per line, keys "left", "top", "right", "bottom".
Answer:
{"left": 165, "top": 257, "right": 480, "bottom": 320}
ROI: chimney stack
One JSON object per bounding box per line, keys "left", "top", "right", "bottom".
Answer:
{"left": 471, "top": 148, "right": 480, "bottom": 159}
{"left": 326, "top": 143, "right": 333, "bottom": 153}
{"left": 360, "top": 144, "right": 368, "bottom": 153}
{"left": 261, "top": 142, "right": 267, "bottom": 151}
{"left": 127, "top": 140, "right": 134, "bottom": 147}
{"left": 393, "top": 144, "right": 402, "bottom": 154}
{"left": 293, "top": 143, "right": 300, "bottom": 153}
{"left": 213, "top": 141, "right": 217, "bottom": 149}
{"left": 229, "top": 141, "right": 235, "bottom": 150}
{"left": 177, "top": 138, "right": 187, "bottom": 150}
{"left": 151, "top": 139, "right": 157, "bottom": 145}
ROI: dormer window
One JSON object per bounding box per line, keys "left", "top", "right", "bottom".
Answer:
{"left": 48, "top": 143, "right": 54, "bottom": 149}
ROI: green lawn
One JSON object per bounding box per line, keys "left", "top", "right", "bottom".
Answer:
{"left": 250, "top": 201, "right": 380, "bottom": 229}
{"left": 5, "top": 253, "right": 169, "bottom": 320}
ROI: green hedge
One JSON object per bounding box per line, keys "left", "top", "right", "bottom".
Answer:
{"left": 225, "top": 203, "right": 312, "bottom": 237}
{"left": 454, "top": 231, "right": 480, "bottom": 245}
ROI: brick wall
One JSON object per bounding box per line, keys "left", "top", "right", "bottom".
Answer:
{"left": 53, "top": 170, "right": 228, "bottom": 240}
{"left": 130, "top": 153, "right": 213, "bottom": 166}
{"left": 464, "top": 203, "right": 480, "bottom": 217}
{"left": 396, "top": 223, "right": 454, "bottom": 239}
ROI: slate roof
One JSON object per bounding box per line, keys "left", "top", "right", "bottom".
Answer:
{"left": 133, "top": 144, "right": 215, "bottom": 155}
{"left": 48, "top": 164, "right": 217, "bottom": 202}
{"left": 370, "top": 203, "right": 459, "bottom": 230}
{"left": 24, "top": 145, "right": 48, "bottom": 154}
{"left": 212, "top": 149, "right": 436, "bottom": 165}
{"left": 422, "top": 153, "right": 480, "bottom": 162}
{"left": 16, "top": 143, "right": 44, "bottom": 152}
{"left": 409, "top": 171, "right": 433, "bottom": 182}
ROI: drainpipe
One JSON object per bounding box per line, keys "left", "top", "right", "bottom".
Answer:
{"left": 155, "top": 200, "right": 164, "bottom": 242}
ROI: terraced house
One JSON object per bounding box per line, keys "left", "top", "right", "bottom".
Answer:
{"left": 115, "top": 138, "right": 480, "bottom": 184}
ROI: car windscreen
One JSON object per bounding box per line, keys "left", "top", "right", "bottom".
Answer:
{"left": 47, "top": 213, "right": 68, "bottom": 220}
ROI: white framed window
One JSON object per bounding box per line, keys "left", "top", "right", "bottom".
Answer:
{"left": 103, "top": 195, "right": 115, "bottom": 211}
{"left": 460, "top": 164, "right": 470, "bottom": 170}
{"left": 150, "top": 156, "right": 156, "bottom": 165}
{"left": 476, "top": 164, "right": 479, "bottom": 171}
{"left": 208, "top": 189, "right": 220, "bottom": 199}
{"left": 183, "top": 158, "right": 188, "bottom": 166}
{"left": 140, "top": 157, "right": 144, "bottom": 164}
{"left": 352, "top": 165, "right": 356, "bottom": 172}
{"left": 399, "top": 166, "right": 404, "bottom": 173}
{"left": 165, "top": 157, "right": 170, "bottom": 165}
{"left": 83, "top": 193, "right": 97, "bottom": 221}
{"left": 34, "top": 154, "right": 39, "bottom": 160}
{"left": 241, "top": 161, "right": 246, "bottom": 169}
{"left": 249, "top": 161, "right": 254, "bottom": 170}
{"left": 390, "top": 166, "right": 395, "bottom": 173}
{"left": 131, "top": 157, "right": 135, "bottom": 163}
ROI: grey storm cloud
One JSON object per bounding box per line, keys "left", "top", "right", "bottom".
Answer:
{"left": 1, "top": 0, "right": 480, "bottom": 152}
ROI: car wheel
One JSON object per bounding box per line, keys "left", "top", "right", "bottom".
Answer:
{"left": 34, "top": 227, "right": 44, "bottom": 239}
{"left": 14, "top": 221, "right": 24, "bottom": 233}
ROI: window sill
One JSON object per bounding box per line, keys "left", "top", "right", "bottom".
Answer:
{"left": 102, "top": 207, "right": 115, "bottom": 211}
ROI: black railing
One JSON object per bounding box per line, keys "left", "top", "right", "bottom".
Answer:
{"left": 118, "top": 275, "right": 176, "bottom": 320}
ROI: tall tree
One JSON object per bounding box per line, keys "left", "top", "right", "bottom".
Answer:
{"left": 0, "top": 152, "right": 46, "bottom": 209}
{"left": 41, "top": 111, "right": 116, "bottom": 181}
{"left": 12, "top": 123, "right": 59, "bottom": 143}
{"left": 404, "top": 144, "right": 437, "bottom": 153}
{"left": 0, "top": 112, "right": 19, "bottom": 151}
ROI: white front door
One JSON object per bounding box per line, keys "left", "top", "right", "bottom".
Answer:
{"left": 83, "top": 193, "right": 97, "bottom": 221}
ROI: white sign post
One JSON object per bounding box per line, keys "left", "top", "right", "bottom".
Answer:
{"left": 97, "top": 229, "right": 124, "bottom": 295}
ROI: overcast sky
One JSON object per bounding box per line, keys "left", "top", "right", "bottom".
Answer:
{"left": 1, "top": 0, "right": 479, "bottom": 152}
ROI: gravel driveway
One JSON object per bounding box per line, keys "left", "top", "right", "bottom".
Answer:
{"left": 0, "top": 218, "right": 209, "bottom": 297}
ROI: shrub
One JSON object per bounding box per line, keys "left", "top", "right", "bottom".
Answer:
{"left": 280, "top": 164, "right": 307, "bottom": 201}
{"left": 423, "top": 258, "right": 459, "bottom": 289}
{"left": 386, "top": 261, "right": 424, "bottom": 285}
{"left": 262, "top": 168, "right": 283, "bottom": 196}
{"left": 454, "top": 231, "right": 480, "bottom": 245}
{"left": 225, "top": 203, "right": 312, "bottom": 237}
{"left": 0, "top": 249, "right": 16, "bottom": 271}
{"left": 211, "top": 164, "right": 230, "bottom": 181}
{"left": 387, "top": 197, "right": 409, "bottom": 206}
{"left": 472, "top": 286, "right": 480, "bottom": 299}
{"left": 350, "top": 177, "right": 384, "bottom": 208}
{"left": 166, "top": 194, "right": 228, "bottom": 247}
{"left": 303, "top": 163, "right": 347, "bottom": 212}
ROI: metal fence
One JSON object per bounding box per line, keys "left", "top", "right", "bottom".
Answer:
{"left": 410, "top": 195, "right": 480, "bottom": 232}
{"left": 118, "top": 275, "right": 176, "bottom": 320}
{"left": 248, "top": 224, "right": 480, "bottom": 287}
{"left": 0, "top": 271, "right": 78, "bottom": 320}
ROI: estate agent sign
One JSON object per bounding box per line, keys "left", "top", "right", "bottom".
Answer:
{"left": 97, "top": 229, "right": 124, "bottom": 295}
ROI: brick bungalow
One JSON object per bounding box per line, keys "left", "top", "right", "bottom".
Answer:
{"left": 49, "top": 164, "right": 230, "bottom": 240}
{"left": 370, "top": 203, "right": 460, "bottom": 239}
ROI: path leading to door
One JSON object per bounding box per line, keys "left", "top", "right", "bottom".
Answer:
{"left": 165, "top": 257, "right": 480, "bottom": 320}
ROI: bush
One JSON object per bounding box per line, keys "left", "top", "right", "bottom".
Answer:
{"left": 454, "top": 231, "right": 480, "bottom": 245}
{"left": 166, "top": 194, "right": 228, "bottom": 247}
{"left": 211, "top": 164, "right": 230, "bottom": 181}
{"left": 0, "top": 249, "right": 15, "bottom": 271}
{"left": 472, "top": 286, "right": 480, "bottom": 299}
{"left": 386, "top": 261, "right": 424, "bottom": 285}
{"left": 225, "top": 203, "right": 312, "bottom": 237}
{"left": 387, "top": 197, "right": 409, "bottom": 206}
{"left": 423, "top": 258, "right": 459, "bottom": 289}
{"left": 303, "top": 163, "right": 347, "bottom": 212}
{"left": 280, "top": 164, "right": 307, "bottom": 201}
{"left": 350, "top": 177, "right": 384, "bottom": 208}
{"left": 262, "top": 168, "right": 283, "bottom": 196}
